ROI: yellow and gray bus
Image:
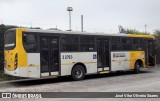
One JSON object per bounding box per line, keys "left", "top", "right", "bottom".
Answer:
{"left": 4, "top": 28, "right": 156, "bottom": 80}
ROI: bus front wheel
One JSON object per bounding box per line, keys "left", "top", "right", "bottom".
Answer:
{"left": 71, "top": 65, "right": 85, "bottom": 81}
{"left": 134, "top": 62, "right": 140, "bottom": 74}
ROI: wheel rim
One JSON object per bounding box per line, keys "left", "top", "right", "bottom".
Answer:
{"left": 74, "top": 68, "right": 83, "bottom": 78}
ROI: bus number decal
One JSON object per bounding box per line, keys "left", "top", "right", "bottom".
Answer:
{"left": 62, "top": 55, "right": 73, "bottom": 59}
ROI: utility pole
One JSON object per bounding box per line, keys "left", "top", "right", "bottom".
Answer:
{"left": 1, "top": 19, "right": 3, "bottom": 25}
{"left": 81, "top": 15, "right": 84, "bottom": 32}
{"left": 145, "top": 24, "right": 147, "bottom": 33}
{"left": 56, "top": 25, "right": 57, "bottom": 30}
{"left": 30, "top": 21, "right": 32, "bottom": 28}
{"left": 67, "top": 7, "right": 73, "bottom": 31}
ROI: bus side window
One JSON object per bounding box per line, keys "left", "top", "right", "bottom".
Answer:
{"left": 133, "top": 38, "right": 147, "bottom": 51}
{"left": 111, "top": 37, "right": 122, "bottom": 51}
{"left": 23, "top": 33, "right": 37, "bottom": 53}
{"left": 61, "top": 35, "right": 79, "bottom": 52}
{"left": 80, "top": 36, "right": 95, "bottom": 52}
{"left": 121, "top": 38, "right": 132, "bottom": 51}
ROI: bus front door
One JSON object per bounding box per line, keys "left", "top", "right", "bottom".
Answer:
{"left": 97, "top": 39, "right": 110, "bottom": 71}
{"left": 40, "top": 37, "right": 59, "bottom": 77}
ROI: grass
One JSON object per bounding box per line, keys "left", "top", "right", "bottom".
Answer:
{"left": 0, "top": 70, "right": 20, "bottom": 81}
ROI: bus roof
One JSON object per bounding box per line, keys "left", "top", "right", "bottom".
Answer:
{"left": 12, "top": 28, "right": 155, "bottom": 39}
{"left": 26, "top": 28, "right": 128, "bottom": 37}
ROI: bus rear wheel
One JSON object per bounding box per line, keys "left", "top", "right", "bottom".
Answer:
{"left": 134, "top": 62, "right": 140, "bottom": 74}
{"left": 71, "top": 65, "right": 85, "bottom": 81}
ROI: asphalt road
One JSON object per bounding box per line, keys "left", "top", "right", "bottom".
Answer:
{"left": 1, "top": 66, "right": 160, "bottom": 101}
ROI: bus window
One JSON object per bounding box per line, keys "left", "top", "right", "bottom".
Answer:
{"left": 61, "top": 35, "right": 79, "bottom": 43}
{"left": 122, "top": 38, "right": 131, "bottom": 44}
{"left": 112, "top": 37, "right": 121, "bottom": 43}
{"left": 62, "top": 44, "right": 79, "bottom": 51}
{"left": 112, "top": 44, "right": 122, "bottom": 51}
{"left": 23, "top": 33, "right": 37, "bottom": 52}
{"left": 4, "top": 30, "right": 16, "bottom": 50}
{"left": 61, "top": 35, "right": 79, "bottom": 52}
{"left": 111, "top": 37, "right": 122, "bottom": 51}
{"left": 121, "top": 38, "right": 132, "bottom": 50}
{"left": 80, "top": 36, "right": 95, "bottom": 52}
{"left": 80, "top": 36, "right": 95, "bottom": 43}
{"left": 80, "top": 44, "right": 95, "bottom": 52}
{"left": 133, "top": 38, "right": 142, "bottom": 44}
{"left": 133, "top": 38, "right": 148, "bottom": 51}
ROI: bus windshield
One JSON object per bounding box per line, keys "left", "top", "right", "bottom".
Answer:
{"left": 4, "top": 30, "right": 16, "bottom": 50}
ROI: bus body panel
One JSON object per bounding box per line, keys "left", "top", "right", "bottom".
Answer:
{"left": 111, "top": 51, "right": 145, "bottom": 71}
{"left": 17, "top": 28, "right": 28, "bottom": 67}
{"left": 4, "top": 67, "right": 20, "bottom": 77}
{"left": 4, "top": 28, "right": 24, "bottom": 76}
{"left": 78, "top": 52, "right": 97, "bottom": 74}
{"left": 129, "top": 51, "right": 145, "bottom": 69}
{"left": 5, "top": 50, "right": 17, "bottom": 71}
{"left": 111, "top": 51, "right": 130, "bottom": 71}
{"left": 61, "top": 52, "right": 97, "bottom": 76}
{"left": 61, "top": 52, "right": 78, "bottom": 76}
{"left": 128, "top": 34, "right": 155, "bottom": 39}
{"left": 5, "top": 28, "right": 41, "bottom": 78}
{"left": 27, "top": 53, "right": 40, "bottom": 78}
{"left": 19, "top": 66, "right": 28, "bottom": 77}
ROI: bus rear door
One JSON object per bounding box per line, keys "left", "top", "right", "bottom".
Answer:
{"left": 40, "top": 36, "right": 59, "bottom": 77}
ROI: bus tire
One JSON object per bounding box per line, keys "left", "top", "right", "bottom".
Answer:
{"left": 71, "top": 65, "right": 85, "bottom": 81}
{"left": 134, "top": 62, "right": 140, "bottom": 74}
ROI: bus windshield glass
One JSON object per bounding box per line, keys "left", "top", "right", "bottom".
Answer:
{"left": 4, "top": 30, "right": 16, "bottom": 50}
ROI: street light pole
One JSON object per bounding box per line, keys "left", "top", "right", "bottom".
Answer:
{"left": 144, "top": 24, "right": 147, "bottom": 33}
{"left": 67, "top": 7, "right": 73, "bottom": 31}
{"left": 69, "top": 11, "right": 71, "bottom": 30}
{"left": 81, "top": 15, "right": 83, "bottom": 32}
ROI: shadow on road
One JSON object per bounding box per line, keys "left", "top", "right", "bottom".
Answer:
{"left": 10, "top": 70, "right": 152, "bottom": 87}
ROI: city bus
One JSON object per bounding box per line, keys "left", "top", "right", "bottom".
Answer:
{"left": 4, "top": 28, "right": 156, "bottom": 80}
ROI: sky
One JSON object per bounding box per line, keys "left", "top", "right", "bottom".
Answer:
{"left": 0, "top": 0, "right": 160, "bottom": 33}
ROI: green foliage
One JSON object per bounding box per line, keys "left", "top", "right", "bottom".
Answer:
{"left": 154, "top": 30, "right": 160, "bottom": 37}
{"left": 0, "top": 24, "right": 18, "bottom": 34}
{"left": 125, "top": 28, "right": 150, "bottom": 35}
{"left": 153, "top": 29, "right": 160, "bottom": 46}
{"left": 0, "top": 71, "right": 20, "bottom": 81}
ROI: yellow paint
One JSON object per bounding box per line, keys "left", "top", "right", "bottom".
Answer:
{"left": 99, "top": 71, "right": 109, "bottom": 74}
{"left": 112, "top": 60, "right": 129, "bottom": 62}
{"left": 128, "top": 34, "right": 155, "bottom": 39}
{"left": 61, "top": 62, "right": 97, "bottom": 65}
{"left": 5, "top": 50, "right": 17, "bottom": 71}
{"left": 129, "top": 51, "right": 145, "bottom": 69}
{"left": 16, "top": 28, "right": 27, "bottom": 67}
{"left": 5, "top": 28, "right": 27, "bottom": 71}
{"left": 28, "top": 64, "right": 40, "bottom": 67}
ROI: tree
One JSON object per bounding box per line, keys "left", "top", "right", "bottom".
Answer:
{"left": 153, "top": 30, "right": 160, "bottom": 46}
{"left": 0, "top": 24, "right": 6, "bottom": 70}
{"left": 125, "top": 28, "right": 150, "bottom": 35}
